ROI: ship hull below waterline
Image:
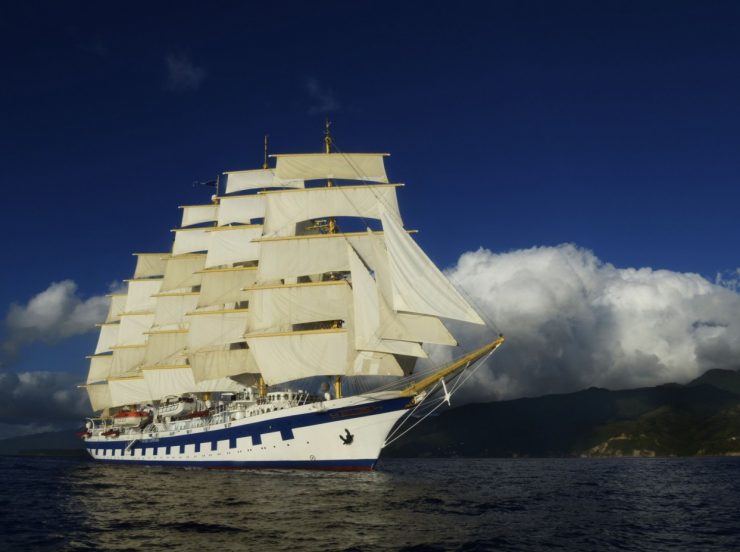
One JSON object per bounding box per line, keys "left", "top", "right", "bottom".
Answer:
{"left": 84, "top": 393, "right": 411, "bottom": 470}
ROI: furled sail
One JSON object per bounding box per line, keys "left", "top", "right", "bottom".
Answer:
{"left": 274, "top": 153, "right": 389, "bottom": 183}
{"left": 262, "top": 184, "right": 401, "bottom": 237}
{"left": 222, "top": 168, "right": 304, "bottom": 194}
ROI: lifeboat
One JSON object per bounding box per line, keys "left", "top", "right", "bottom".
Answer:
{"left": 157, "top": 395, "right": 197, "bottom": 419}
{"left": 113, "top": 408, "right": 152, "bottom": 428}
{"left": 77, "top": 431, "right": 92, "bottom": 439}
{"left": 101, "top": 428, "right": 120, "bottom": 438}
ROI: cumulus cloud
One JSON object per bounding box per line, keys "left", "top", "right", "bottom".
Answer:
{"left": 306, "top": 77, "right": 339, "bottom": 114}
{"left": 0, "top": 371, "right": 89, "bottom": 428}
{"left": 438, "top": 244, "right": 740, "bottom": 401}
{"left": 716, "top": 268, "right": 740, "bottom": 292}
{"left": 164, "top": 54, "right": 206, "bottom": 92}
{"left": 2, "top": 280, "right": 112, "bottom": 362}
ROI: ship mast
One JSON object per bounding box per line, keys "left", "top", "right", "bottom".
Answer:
{"left": 257, "top": 133, "right": 270, "bottom": 399}
{"left": 324, "top": 118, "right": 343, "bottom": 399}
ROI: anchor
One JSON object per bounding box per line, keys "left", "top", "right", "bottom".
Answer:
{"left": 339, "top": 428, "right": 354, "bottom": 445}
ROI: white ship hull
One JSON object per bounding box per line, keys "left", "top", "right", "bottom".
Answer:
{"left": 84, "top": 392, "right": 411, "bottom": 470}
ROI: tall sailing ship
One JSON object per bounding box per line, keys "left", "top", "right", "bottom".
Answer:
{"left": 81, "top": 126, "right": 504, "bottom": 470}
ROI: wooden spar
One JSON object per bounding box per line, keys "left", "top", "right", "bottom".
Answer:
{"left": 400, "top": 336, "right": 505, "bottom": 397}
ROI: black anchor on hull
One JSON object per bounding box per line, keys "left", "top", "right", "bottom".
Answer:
{"left": 339, "top": 428, "right": 354, "bottom": 445}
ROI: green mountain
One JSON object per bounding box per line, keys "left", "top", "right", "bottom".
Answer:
{"left": 0, "top": 429, "right": 85, "bottom": 456}
{"left": 384, "top": 370, "right": 740, "bottom": 458}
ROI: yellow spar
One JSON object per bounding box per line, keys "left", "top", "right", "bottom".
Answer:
{"left": 400, "top": 335, "right": 505, "bottom": 397}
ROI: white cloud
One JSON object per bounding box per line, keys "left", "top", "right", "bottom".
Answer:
{"left": 0, "top": 370, "right": 89, "bottom": 428}
{"left": 2, "top": 280, "right": 113, "bottom": 360}
{"left": 164, "top": 54, "right": 206, "bottom": 92}
{"left": 716, "top": 268, "right": 740, "bottom": 292}
{"left": 437, "top": 244, "right": 740, "bottom": 401}
{"left": 306, "top": 77, "right": 339, "bottom": 114}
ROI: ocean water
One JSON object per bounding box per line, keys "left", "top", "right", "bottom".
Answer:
{"left": 0, "top": 456, "right": 738, "bottom": 551}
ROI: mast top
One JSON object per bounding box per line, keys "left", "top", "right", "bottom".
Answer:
{"left": 324, "top": 117, "right": 332, "bottom": 154}
{"left": 263, "top": 134, "right": 269, "bottom": 169}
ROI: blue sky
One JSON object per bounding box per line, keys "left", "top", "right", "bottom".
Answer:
{"left": 1, "top": 1, "right": 739, "bottom": 435}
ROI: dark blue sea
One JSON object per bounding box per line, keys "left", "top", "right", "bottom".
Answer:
{"left": 1, "top": 456, "right": 738, "bottom": 551}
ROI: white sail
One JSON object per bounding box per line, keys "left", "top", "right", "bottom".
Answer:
{"left": 256, "top": 231, "right": 385, "bottom": 283}
{"left": 204, "top": 226, "right": 262, "bottom": 268}
{"left": 217, "top": 195, "right": 265, "bottom": 226}
{"left": 161, "top": 254, "right": 206, "bottom": 292}
{"left": 143, "top": 329, "right": 188, "bottom": 366}
{"left": 110, "top": 345, "right": 146, "bottom": 377}
{"left": 198, "top": 267, "right": 255, "bottom": 307}
{"left": 108, "top": 376, "right": 152, "bottom": 407}
{"left": 369, "top": 233, "right": 457, "bottom": 346}
{"left": 186, "top": 308, "right": 249, "bottom": 351}
{"left": 350, "top": 351, "right": 406, "bottom": 377}
{"left": 274, "top": 153, "right": 389, "bottom": 183}
{"left": 189, "top": 347, "right": 259, "bottom": 383}
{"left": 117, "top": 313, "right": 155, "bottom": 346}
{"left": 142, "top": 366, "right": 197, "bottom": 400}
{"left": 86, "top": 355, "right": 113, "bottom": 384}
{"left": 223, "top": 168, "right": 304, "bottom": 194}
{"left": 262, "top": 184, "right": 401, "bottom": 237}
{"left": 86, "top": 382, "right": 112, "bottom": 411}
{"left": 94, "top": 324, "right": 119, "bottom": 354}
{"left": 153, "top": 292, "right": 199, "bottom": 327}
{"left": 172, "top": 228, "right": 210, "bottom": 255}
{"left": 124, "top": 279, "right": 162, "bottom": 313}
{"left": 180, "top": 204, "right": 218, "bottom": 227}
{"left": 380, "top": 208, "right": 485, "bottom": 325}
{"left": 133, "top": 253, "right": 168, "bottom": 279}
{"left": 246, "top": 329, "right": 349, "bottom": 385}
{"left": 348, "top": 245, "right": 426, "bottom": 358}
{"left": 248, "top": 281, "right": 350, "bottom": 332}
{"left": 105, "top": 294, "right": 127, "bottom": 323}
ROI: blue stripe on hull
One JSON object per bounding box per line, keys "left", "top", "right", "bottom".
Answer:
{"left": 85, "top": 396, "right": 410, "bottom": 456}
{"left": 92, "top": 458, "right": 377, "bottom": 471}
